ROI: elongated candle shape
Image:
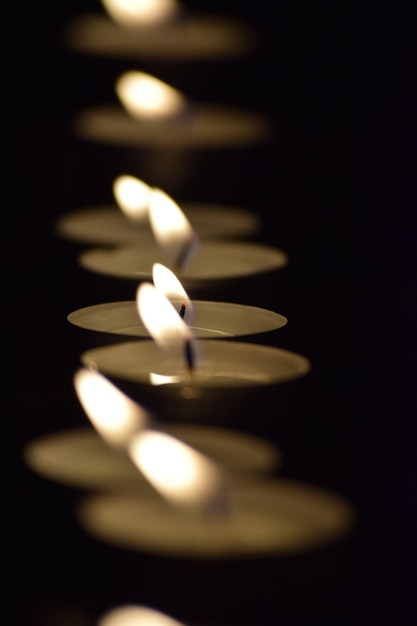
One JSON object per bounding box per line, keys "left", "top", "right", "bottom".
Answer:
{"left": 116, "top": 71, "right": 187, "bottom": 119}
{"left": 152, "top": 262, "right": 193, "bottom": 320}
{"left": 113, "top": 175, "right": 151, "bottom": 221}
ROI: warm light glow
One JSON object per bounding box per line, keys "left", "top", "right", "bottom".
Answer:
{"left": 128, "top": 429, "right": 230, "bottom": 510}
{"left": 101, "top": 0, "right": 180, "bottom": 28}
{"left": 99, "top": 605, "right": 186, "bottom": 626}
{"left": 149, "top": 372, "right": 183, "bottom": 385}
{"left": 136, "top": 282, "right": 198, "bottom": 368}
{"left": 152, "top": 262, "right": 193, "bottom": 319}
{"left": 148, "top": 188, "right": 199, "bottom": 269}
{"left": 116, "top": 71, "right": 187, "bottom": 120}
{"left": 74, "top": 368, "right": 151, "bottom": 447}
{"left": 113, "top": 175, "right": 151, "bottom": 221}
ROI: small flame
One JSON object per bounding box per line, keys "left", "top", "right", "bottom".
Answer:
{"left": 116, "top": 71, "right": 187, "bottom": 120}
{"left": 152, "top": 262, "right": 193, "bottom": 320}
{"left": 101, "top": 0, "right": 180, "bottom": 28}
{"left": 128, "top": 430, "right": 230, "bottom": 511}
{"left": 100, "top": 605, "right": 186, "bottom": 626}
{"left": 136, "top": 282, "right": 198, "bottom": 370}
{"left": 148, "top": 188, "right": 199, "bottom": 270}
{"left": 74, "top": 368, "right": 151, "bottom": 447}
{"left": 113, "top": 175, "right": 151, "bottom": 221}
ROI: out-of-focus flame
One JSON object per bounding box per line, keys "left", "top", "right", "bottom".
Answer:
{"left": 116, "top": 71, "right": 187, "bottom": 120}
{"left": 113, "top": 175, "right": 151, "bottom": 221}
{"left": 101, "top": 0, "right": 180, "bottom": 28}
{"left": 136, "top": 282, "right": 198, "bottom": 370}
{"left": 128, "top": 430, "right": 230, "bottom": 511}
{"left": 148, "top": 188, "right": 199, "bottom": 269}
{"left": 74, "top": 368, "right": 151, "bottom": 447}
{"left": 152, "top": 262, "right": 193, "bottom": 320}
{"left": 99, "top": 605, "right": 186, "bottom": 626}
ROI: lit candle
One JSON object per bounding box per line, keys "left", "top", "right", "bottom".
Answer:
{"left": 72, "top": 70, "right": 274, "bottom": 149}
{"left": 77, "top": 478, "right": 355, "bottom": 558}
{"left": 62, "top": 1, "right": 258, "bottom": 61}
{"left": 55, "top": 174, "right": 263, "bottom": 245}
{"left": 99, "top": 605, "right": 187, "bottom": 626}
{"left": 23, "top": 423, "right": 282, "bottom": 492}
{"left": 66, "top": 261, "right": 288, "bottom": 342}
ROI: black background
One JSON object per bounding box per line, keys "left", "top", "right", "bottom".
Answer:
{"left": 3, "top": 1, "right": 417, "bottom": 624}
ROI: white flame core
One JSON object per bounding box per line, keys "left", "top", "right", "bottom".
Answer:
{"left": 74, "top": 368, "right": 150, "bottom": 447}
{"left": 128, "top": 430, "right": 226, "bottom": 508}
{"left": 148, "top": 188, "right": 199, "bottom": 269}
{"left": 116, "top": 71, "right": 187, "bottom": 120}
{"left": 113, "top": 175, "right": 151, "bottom": 221}
{"left": 99, "top": 605, "right": 186, "bottom": 626}
{"left": 152, "top": 262, "right": 193, "bottom": 318}
{"left": 101, "top": 0, "right": 180, "bottom": 28}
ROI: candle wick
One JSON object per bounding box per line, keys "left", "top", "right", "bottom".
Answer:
{"left": 179, "top": 301, "right": 186, "bottom": 319}
{"left": 184, "top": 338, "right": 194, "bottom": 374}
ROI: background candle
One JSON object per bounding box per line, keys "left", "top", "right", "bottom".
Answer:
{"left": 79, "top": 339, "right": 311, "bottom": 423}
{"left": 62, "top": 7, "right": 259, "bottom": 61}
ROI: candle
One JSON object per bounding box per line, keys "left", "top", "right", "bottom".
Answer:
{"left": 55, "top": 173, "right": 263, "bottom": 245}
{"left": 62, "top": 2, "right": 258, "bottom": 61}
{"left": 22, "top": 423, "right": 282, "bottom": 492}
{"left": 99, "top": 606, "right": 187, "bottom": 626}
{"left": 72, "top": 70, "right": 274, "bottom": 149}
{"left": 79, "top": 339, "right": 311, "bottom": 422}
{"left": 76, "top": 478, "right": 355, "bottom": 557}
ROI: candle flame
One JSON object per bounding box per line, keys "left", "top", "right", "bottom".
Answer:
{"left": 113, "top": 175, "right": 151, "bottom": 221}
{"left": 128, "top": 430, "right": 230, "bottom": 512}
{"left": 116, "top": 71, "right": 187, "bottom": 120}
{"left": 100, "top": 605, "right": 186, "bottom": 626}
{"left": 148, "top": 188, "right": 199, "bottom": 270}
{"left": 74, "top": 368, "right": 151, "bottom": 448}
{"left": 152, "top": 262, "right": 193, "bottom": 320}
{"left": 136, "top": 282, "right": 198, "bottom": 370}
{"left": 101, "top": 0, "right": 180, "bottom": 28}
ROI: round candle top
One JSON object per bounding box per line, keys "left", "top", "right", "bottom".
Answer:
{"left": 67, "top": 300, "right": 288, "bottom": 339}
{"left": 77, "top": 240, "right": 288, "bottom": 284}
{"left": 80, "top": 339, "right": 311, "bottom": 389}
{"left": 76, "top": 478, "right": 355, "bottom": 557}
{"left": 62, "top": 12, "right": 258, "bottom": 60}
{"left": 72, "top": 103, "right": 274, "bottom": 149}
{"left": 23, "top": 424, "right": 281, "bottom": 492}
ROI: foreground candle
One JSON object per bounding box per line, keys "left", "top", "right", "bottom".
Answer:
{"left": 23, "top": 424, "right": 282, "bottom": 492}
{"left": 76, "top": 479, "right": 355, "bottom": 557}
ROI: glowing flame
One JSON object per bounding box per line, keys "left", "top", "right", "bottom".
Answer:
{"left": 101, "top": 0, "right": 180, "bottom": 28}
{"left": 148, "top": 188, "right": 199, "bottom": 269}
{"left": 152, "top": 262, "right": 193, "bottom": 320}
{"left": 116, "top": 71, "right": 187, "bottom": 120}
{"left": 113, "top": 175, "right": 151, "bottom": 221}
{"left": 99, "top": 605, "right": 186, "bottom": 626}
{"left": 74, "top": 368, "right": 151, "bottom": 447}
{"left": 128, "top": 430, "right": 230, "bottom": 511}
{"left": 136, "top": 282, "right": 198, "bottom": 370}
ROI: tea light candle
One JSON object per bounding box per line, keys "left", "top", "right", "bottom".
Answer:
{"left": 62, "top": 3, "right": 258, "bottom": 61}
{"left": 72, "top": 71, "right": 274, "bottom": 149}
{"left": 22, "top": 424, "right": 282, "bottom": 492}
{"left": 76, "top": 478, "right": 355, "bottom": 557}
{"left": 79, "top": 339, "right": 311, "bottom": 422}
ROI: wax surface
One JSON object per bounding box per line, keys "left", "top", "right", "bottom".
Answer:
{"left": 78, "top": 240, "right": 288, "bottom": 284}
{"left": 72, "top": 103, "right": 274, "bottom": 149}
{"left": 77, "top": 479, "right": 355, "bottom": 557}
{"left": 67, "top": 300, "right": 288, "bottom": 339}
{"left": 22, "top": 424, "right": 282, "bottom": 491}
{"left": 55, "top": 204, "right": 263, "bottom": 245}
{"left": 63, "top": 13, "right": 259, "bottom": 60}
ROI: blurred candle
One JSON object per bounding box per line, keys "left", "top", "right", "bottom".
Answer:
{"left": 63, "top": 2, "right": 258, "bottom": 61}
{"left": 72, "top": 70, "right": 274, "bottom": 149}
{"left": 99, "top": 605, "right": 187, "bottom": 626}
